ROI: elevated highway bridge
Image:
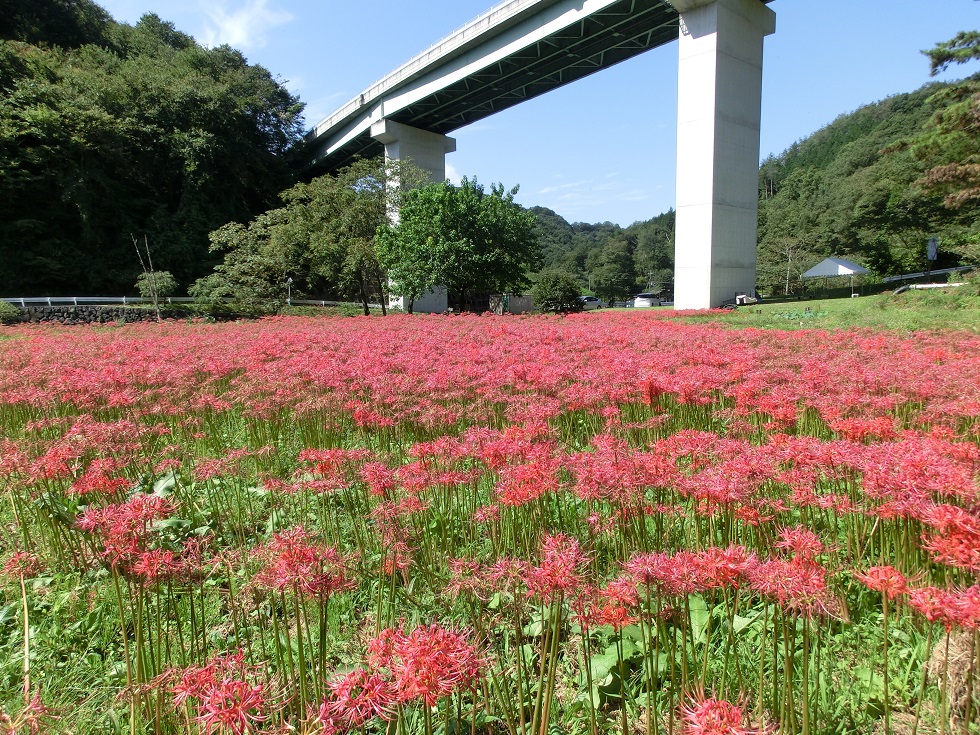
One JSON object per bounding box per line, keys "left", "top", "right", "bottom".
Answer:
{"left": 306, "top": 0, "right": 776, "bottom": 309}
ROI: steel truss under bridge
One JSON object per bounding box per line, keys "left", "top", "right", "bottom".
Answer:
{"left": 307, "top": 0, "right": 688, "bottom": 172}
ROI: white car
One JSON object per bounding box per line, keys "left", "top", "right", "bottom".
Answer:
{"left": 633, "top": 293, "right": 660, "bottom": 308}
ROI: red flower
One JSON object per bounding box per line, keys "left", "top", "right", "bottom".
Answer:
{"left": 524, "top": 534, "right": 588, "bottom": 601}
{"left": 319, "top": 667, "right": 396, "bottom": 729}
{"left": 254, "top": 527, "right": 357, "bottom": 600}
{"left": 172, "top": 652, "right": 266, "bottom": 735}
{"left": 681, "top": 695, "right": 763, "bottom": 735}
{"left": 367, "top": 625, "right": 482, "bottom": 707}
{"left": 854, "top": 566, "right": 908, "bottom": 600}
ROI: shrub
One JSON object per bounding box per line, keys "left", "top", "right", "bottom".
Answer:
{"left": 532, "top": 271, "right": 583, "bottom": 313}
{"left": 135, "top": 270, "right": 177, "bottom": 300}
{"left": 0, "top": 300, "right": 21, "bottom": 324}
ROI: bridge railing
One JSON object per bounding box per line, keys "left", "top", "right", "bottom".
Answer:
{"left": 309, "top": 0, "right": 556, "bottom": 140}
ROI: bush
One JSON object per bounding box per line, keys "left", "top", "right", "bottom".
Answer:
{"left": 532, "top": 271, "right": 583, "bottom": 313}
{"left": 0, "top": 300, "right": 20, "bottom": 324}
{"left": 135, "top": 270, "right": 177, "bottom": 300}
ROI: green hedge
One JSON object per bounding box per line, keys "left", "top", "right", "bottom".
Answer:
{"left": 0, "top": 301, "right": 21, "bottom": 324}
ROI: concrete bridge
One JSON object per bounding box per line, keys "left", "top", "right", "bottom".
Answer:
{"left": 306, "top": 0, "right": 775, "bottom": 309}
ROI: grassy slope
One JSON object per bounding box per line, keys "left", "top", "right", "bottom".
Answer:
{"left": 661, "top": 286, "right": 980, "bottom": 334}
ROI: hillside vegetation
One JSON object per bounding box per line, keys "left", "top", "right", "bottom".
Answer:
{"left": 757, "top": 78, "right": 979, "bottom": 294}
{"left": 0, "top": 1, "right": 975, "bottom": 302}
{"left": 0, "top": 0, "right": 304, "bottom": 295}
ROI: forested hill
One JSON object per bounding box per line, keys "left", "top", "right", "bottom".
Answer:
{"left": 0, "top": 0, "right": 305, "bottom": 296}
{"left": 530, "top": 207, "right": 675, "bottom": 303}
{"left": 756, "top": 77, "right": 979, "bottom": 293}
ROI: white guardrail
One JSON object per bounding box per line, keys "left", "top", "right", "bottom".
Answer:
{"left": 880, "top": 265, "right": 974, "bottom": 283}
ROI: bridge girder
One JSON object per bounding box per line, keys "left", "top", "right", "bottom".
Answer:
{"left": 308, "top": 0, "right": 683, "bottom": 173}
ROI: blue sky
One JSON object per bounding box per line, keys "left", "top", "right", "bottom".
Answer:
{"left": 98, "top": 0, "right": 976, "bottom": 226}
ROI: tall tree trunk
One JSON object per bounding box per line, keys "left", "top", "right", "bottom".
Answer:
{"left": 359, "top": 277, "right": 370, "bottom": 316}
{"left": 375, "top": 273, "right": 387, "bottom": 316}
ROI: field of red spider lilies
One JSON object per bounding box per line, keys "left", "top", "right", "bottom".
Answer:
{"left": 0, "top": 311, "right": 978, "bottom": 735}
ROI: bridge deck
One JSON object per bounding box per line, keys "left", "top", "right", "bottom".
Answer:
{"left": 306, "top": 0, "right": 684, "bottom": 171}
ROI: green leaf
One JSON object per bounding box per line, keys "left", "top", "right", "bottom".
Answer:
{"left": 688, "top": 595, "right": 710, "bottom": 644}
{"left": 152, "top": 470, "right": 178, "bottom": 495}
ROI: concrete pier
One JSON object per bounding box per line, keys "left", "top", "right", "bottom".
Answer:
{"left": 371, "top": 120, "right": 454, "bottom": 313}
{"left": 370, "top": 120, "right": 456, "bottom": 184}
{"left": 671, "top": 0, "right": 775, "bottom": 309}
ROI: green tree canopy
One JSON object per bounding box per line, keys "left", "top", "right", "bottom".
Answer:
{"left": 910, "top": 32, "right": 980, "bottom": 231}
{"left": 531, "top": 271, "right": 583, "bottom": 313}
{"left": 586, "top": 236, "right": 636, "bottom": 304}
{"left": 0, "top": 4, "right": 305, "bottom": 295}
{"left": 191, "top": 157, "right": 424, "bottom": 315}
{"left": 755, "top": 77, "right": 976, "bottom": 291}
{"left": 377, "top": 178, "right": 541, "bottom": 312}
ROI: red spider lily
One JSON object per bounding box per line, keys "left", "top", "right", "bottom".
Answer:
{"left": 253, "top": 527, "right": 357, "bottom": 600}
{"left": 746, "top": 558, "right": 838, "bottom": 618}
{"left": 524, "top": 534, "right": 589, "bottom": 601}
{"left": 172, "top": 652, "right": 266, "bottom": 735}
{"left": 907, "top": 585, "right": 959, "bottom": 630}
{"left": 296, "top": 448, "right": 372, "bottom": 492}
{"left": 566, "top": 434, "right": 659, "bottom": 504}
{"left": 2, "top": 551, "right": 41, "bottom": 578}
{"left": 131, "top": 549, "right": 181, "bottom": 585}
{"left": 775, "top": 526, "right": 825, "bottom": 564}
{"left": 381, "top": 541, "right": 415, "bottom": 576}
{"left": 569, "top": 575, "right": 641, "bottom": 630}
{"left": 366, "top": 625, "right": 482, "bottom": 706}
{"left": 68, "top": 458, "right": 131, "bottom": 497}
{"left": 318, "top": 667, "right": 397, "bottom": 730}
{"left": 485, "top": 556, "right": 532, "bottom": 598}
{"left": 360, "top": 461, "right": 397, "bottom": 496}
{"left": 77, "top": 494, "right": 175, "bottom": 568}
{"left": 462, "top": 423, "right": 556, "bottom": 470}
{"left": 681, "top": 695, "right": 763, "bottom": 735}
{"left": 624, "top": 547, "right": 756, "bottom": 597}
{"left": 445, "top": 558, "right": 494, "bottom": 601}
{"left": 918, "top": 503, "right": 980, "bottom": 571}
{"left": 908, "top": 584, "right": 980, "bottom": 631}
{"left": 0, "top": 688, "right": 55, "bottom": 735}
{"left": 853, "top": 566, "right": 908, "bottom": 600}
{"left": 495, "top": 453, "right": 562, "bottom": 506}
{"left": 471, "top": 504, "right": 500, "bottom": 524}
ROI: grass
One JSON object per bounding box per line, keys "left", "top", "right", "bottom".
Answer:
{"left": 657, "top": 285, "right": 980, "bottom": 333}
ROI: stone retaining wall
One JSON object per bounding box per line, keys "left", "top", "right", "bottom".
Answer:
{"left": 12, "top": 306, "right": 175, "bottom": 325}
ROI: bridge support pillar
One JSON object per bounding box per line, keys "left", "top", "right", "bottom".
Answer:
{"left": 370, "top": 119, "right": 456, "bottom": 184}
{"left": 670, "top": 0, "right": 775, "bottom": 309}
{"left": 371, "top": 120, "right": 455, "bottom": 313}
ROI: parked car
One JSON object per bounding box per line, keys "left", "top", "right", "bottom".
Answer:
{"left": 633, "top": 293, "right": 660, "bottom": 308}
{"left": 578, "top": 295, "right": 602, "bottom": 310}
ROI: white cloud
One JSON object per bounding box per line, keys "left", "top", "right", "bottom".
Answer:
{"left": 537, "top": 181, "right": 588, "bottom": 195}
{"left": 444, "top": 161, "right": 462, "bottom": 185}
{"left": 200, "top": 0, "right": 292, "bottom": 50}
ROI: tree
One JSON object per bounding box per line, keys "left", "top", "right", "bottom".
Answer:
{"left": 191, "top": 157, "right": 425, "bottom": 314}
{"left": 900, "top": 32, "right": 980, "bottom": 263}
{"left": 377, "top": 178, "right": 540, "bottom": 312}
{"left": 586, "top": 237, "right": 636, "bottom": 304}
{"left": 912, "top": 33, "right": 980, "bottom": 211}
{"left": 532, "top": 271, "right": 582, "bottom": 313}
{"left": 0, "top": 9, "right": 305, "bottom": 295}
